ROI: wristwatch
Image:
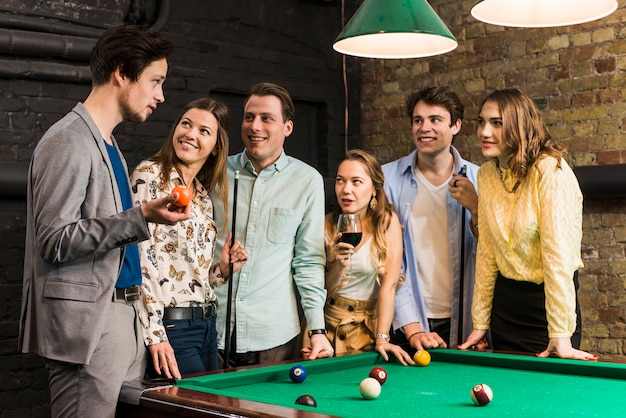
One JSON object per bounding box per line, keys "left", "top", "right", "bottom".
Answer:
{"left": 308, "top": 329, "right": 328, "bottom": 337}
{"left": 375, "top": 333, "right": 390, "bottom": 341}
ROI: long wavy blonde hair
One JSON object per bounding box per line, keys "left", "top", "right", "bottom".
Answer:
{"left": 480, "top": 88, "right": 564, "bottom": 180}
{"left": 326, "top": 149, "right": 404, "bottom": 287}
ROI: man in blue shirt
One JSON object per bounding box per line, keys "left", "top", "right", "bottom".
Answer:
{"left": 382, "top": 86, "right": 480, "bottom": 351}
{"left": 212, "top": 82, "right": 334, "bottom": 366}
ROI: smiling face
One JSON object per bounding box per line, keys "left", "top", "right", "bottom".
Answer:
{"left": 241, "top": 94, "right": 293, "bottom": 172}
{"left": 172, "top": 107, "right": 219, "bottom": 170}
{"left": 119, "top": 58, "right": 168, "bottom": 123}
{"left": 335, "top": 159, "right": 375, "bottom": 219}
{"left": 477, "top": 100, "right": 514, "bottom": 168}
{"left": 410, "top": 100, "right": 461, "bottom": 157}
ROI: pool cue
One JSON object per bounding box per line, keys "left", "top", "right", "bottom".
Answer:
{"left": 223, "top": 170, "right": 239, "bottom": 369}
{"left": 458, "top": 165, "right": 467, "bottom": 346}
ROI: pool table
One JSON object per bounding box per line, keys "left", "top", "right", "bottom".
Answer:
{"left": 118, "top": 350, "right": 626, "bottom": 417}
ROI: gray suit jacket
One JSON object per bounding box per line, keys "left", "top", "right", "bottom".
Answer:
{"left": 19, "top": 103, "right": 150, "bottom": 364}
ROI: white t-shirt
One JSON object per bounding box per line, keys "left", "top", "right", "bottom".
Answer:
{"left": 410, "top": 167, "right": 452, "bottom": 319}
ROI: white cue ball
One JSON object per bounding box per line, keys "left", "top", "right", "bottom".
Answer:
{"left": 470, "top": 383, "right": 493, "bottom": 406}
{"left": 359, "top": 377, "right": 381, "bottom": 400}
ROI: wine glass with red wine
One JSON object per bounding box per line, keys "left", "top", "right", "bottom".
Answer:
{"left": 336, "top": 214, "right": 362, "bottom": 279}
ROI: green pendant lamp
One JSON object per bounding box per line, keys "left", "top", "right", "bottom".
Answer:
{"left": 471, "top": 0, "right": 618, "bottom": 27}
{"left": 333, "top": 0, "right": 458, "bottom": 59}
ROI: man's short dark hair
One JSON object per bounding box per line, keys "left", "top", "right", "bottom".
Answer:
{"left": 244, "top": 82, "right": 295, "bottom": 123}
{"left": 405, "top": 86, "right": 464, "bottom": 126}
{"left": 90, "top": 25, "right": 173, "bottom": 86}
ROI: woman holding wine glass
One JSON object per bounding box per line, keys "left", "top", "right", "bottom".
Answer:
{"left": 316, "top": 149, "right": 413, "bottom": 365}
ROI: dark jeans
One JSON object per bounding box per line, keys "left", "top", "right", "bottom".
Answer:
{"left": 152, "top": 316, "right": 218, "bottom": 375}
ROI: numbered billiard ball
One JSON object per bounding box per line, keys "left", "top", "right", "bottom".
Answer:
{"left": 171, "top": 185, "right": 192, "bottom": 207}
{"left": 295, "top": 394, "right": 317, "bottom": 407}
{"left": 413, "top": 349, "right": 431, "bottom": 366}
{"left": 289, "top": 365, "right": 307, "bottom": 383}
{"left": 359, "top": 377, "right": 381, "bottom": 400}
{"left": 369, "top": 366, "right": 388, "bottom": 385}
{"left": 470, "top": 383, "right": 493, "bottom": 406}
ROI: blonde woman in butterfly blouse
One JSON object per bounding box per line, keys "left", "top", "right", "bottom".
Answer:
{"left": 458, "top": 88, "right": 596, "bottom": 361}
{"left": 131, "top": 98, "right": 248, "bottom": 379}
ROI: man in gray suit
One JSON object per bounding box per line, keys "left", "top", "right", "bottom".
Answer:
{"left": 19, "top": 25, "right": 190, "bottom": 418}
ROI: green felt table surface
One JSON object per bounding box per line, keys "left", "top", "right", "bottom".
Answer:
{"left": 177, "top": 350, "right": 626, "bottom": 417}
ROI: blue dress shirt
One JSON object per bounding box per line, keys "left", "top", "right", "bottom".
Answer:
{"left": 382, "top": 146, "right": 478, "bottom": 347}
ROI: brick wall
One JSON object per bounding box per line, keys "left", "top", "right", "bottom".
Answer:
{"left": 581, "top": 198, "right": 626, "bottom": 358}
{"left": 356, "top": 0, "right": 626, "bottom": 359}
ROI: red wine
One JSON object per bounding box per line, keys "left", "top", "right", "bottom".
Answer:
{"left": 338, "top": 232, "right": 362, "bottom": 247}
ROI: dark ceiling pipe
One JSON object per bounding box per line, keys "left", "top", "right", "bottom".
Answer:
{"left": 0, "top": 21, "right": 95, "bottom": 82}
{"left": 0, "top": 58, "right": 91, "bottom": 82}
{"left": 0, "top": 28, "right": 95, "bottom": 61}
{"left": 0, "top": 12, "right": 104, "bottom": 37}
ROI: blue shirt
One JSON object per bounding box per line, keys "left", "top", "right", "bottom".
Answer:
{"left": 382, "top": 147, "right": 478, "bottom": 347}
{"left": 211, "top": 151, "right": 327, "bottom": 352}
{"left": 105, "top": 142, "right": 141, "bottom": 288}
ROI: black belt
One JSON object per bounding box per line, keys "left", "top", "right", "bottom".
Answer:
{"left": 114, "top": 285, "right": 141, "bottom": 302}
{"left": 163, "top": 302, "right": 218, "bottom": 320}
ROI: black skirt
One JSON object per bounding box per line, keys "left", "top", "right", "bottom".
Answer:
{"left": 490, "top": 271, "right": 581, "bottom": 353}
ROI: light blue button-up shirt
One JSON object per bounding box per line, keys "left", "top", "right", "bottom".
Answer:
{"left": 382, "top": 147, "right": 478, "bottom": 347}
{"left": 211, "top": 151, "right": 327, "bottom": 352}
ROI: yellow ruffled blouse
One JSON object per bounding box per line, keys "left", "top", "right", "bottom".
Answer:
{"left": 472, "top": 156, "right": 583, "bottom": 339}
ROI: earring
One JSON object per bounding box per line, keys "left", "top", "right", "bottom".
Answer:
{"left": 369, "top": 194, "right": 378, "bottom": 210}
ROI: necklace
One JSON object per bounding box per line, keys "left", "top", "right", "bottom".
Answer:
{"left": 496, "top": 161, "right": 520, "bottom": 193}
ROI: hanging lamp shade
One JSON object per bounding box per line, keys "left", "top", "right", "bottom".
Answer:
{"left": 333, "top": 0, "right": 458, "bottom": 59}
{"left": 471, "top": 0, "right": 618, "bottom": 28}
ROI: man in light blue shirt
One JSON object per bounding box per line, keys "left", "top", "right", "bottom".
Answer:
{"left": 212, "top": 82, "right": 334, "bottom": 366}
{"left": 382, "top": 86, "right": 480, "bottom": 351}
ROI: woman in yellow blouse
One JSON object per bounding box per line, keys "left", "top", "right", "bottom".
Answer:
{"left": 131, "top": 97, "right": 247, "bottom": 379}
{"left": 459, "top": 88, "right": 596, "bottom": 360}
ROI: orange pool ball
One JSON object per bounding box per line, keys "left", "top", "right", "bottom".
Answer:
{"left": 172, "top": 185, "right": 192, "bottom": 207}
{"left": 413, "top": 350, "right": 431, "bottom": 366}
